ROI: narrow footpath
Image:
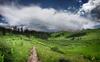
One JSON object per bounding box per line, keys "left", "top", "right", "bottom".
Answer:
{"left": 28, "top": 47, "right": 40, "bottom": 62}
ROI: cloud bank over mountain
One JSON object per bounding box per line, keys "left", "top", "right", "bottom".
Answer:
{"left": 0, "top": 0, "right": 100, "bottom": 32}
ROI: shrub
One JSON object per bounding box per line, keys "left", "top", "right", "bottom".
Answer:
{"left": 59, "top": 57, "right": 70, "bottom": 62}
{"left": 51, "top": 47, "right": 64, "bottom": 54}
{"left": 0, "top": 41, "right": 13, "bottom": 62}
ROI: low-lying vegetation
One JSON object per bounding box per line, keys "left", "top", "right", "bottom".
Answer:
{"left": 0, "top": 27, "right": 100, "bottom": 62}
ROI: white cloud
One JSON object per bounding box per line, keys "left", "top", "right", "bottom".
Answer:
{"left": 0, "top": 4, "right": 97, "bottom": 32}
{"left": 78, "top": 0, "right": 100, "bottom": 14}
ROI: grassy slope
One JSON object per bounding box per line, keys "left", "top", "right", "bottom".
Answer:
{"left": 0, "top": 29, "right": 100, "bottom": 62}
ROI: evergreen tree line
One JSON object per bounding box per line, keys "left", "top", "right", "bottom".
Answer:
{"left": 0, "top": 26, "right": 51, "bottom": 40}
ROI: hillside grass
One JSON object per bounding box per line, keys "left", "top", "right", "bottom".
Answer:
{"left": 0, "top": 29, "right": 100, "bottom": 62}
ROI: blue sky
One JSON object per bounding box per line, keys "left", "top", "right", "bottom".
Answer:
{"left": 0, "top": 0, "right": 88, "bottom": 10}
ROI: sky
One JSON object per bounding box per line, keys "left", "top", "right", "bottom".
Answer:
{"left": 0, "top": 0, "right": 88, "bottom": 12}
{"left": 0, "top": 0, "right": 100, "bottom": 32}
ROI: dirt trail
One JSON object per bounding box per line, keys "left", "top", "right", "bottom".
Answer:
{"left": 28, "top": 47, "right": 40, "bottom": 62}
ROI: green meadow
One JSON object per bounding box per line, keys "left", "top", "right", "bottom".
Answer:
{"left": 0, "top": 29, "right": 100, "bottom": 62}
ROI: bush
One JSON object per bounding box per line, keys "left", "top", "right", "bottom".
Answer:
{"left": 0, "top": 54, "right": 4, "bottom": 62}
{"left": 83, "top": 55, "right": 97, "bottom": 61}
{"left": 51, "top": 47, "right": 64, "bottom": 54}
{"left": 59, "top": 57, "right": 70, "bottom": 62}
{"left": 0, "top": 41, "right": 13, "bottom": 62}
